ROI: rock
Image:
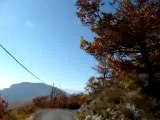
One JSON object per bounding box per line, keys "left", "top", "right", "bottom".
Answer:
{"left": 93, "top": 115, "right": 102, "bottom": 120}
{"left": 85, "top": 115, "right": 92, "bottom": 120}
{"left": 85, "top": 115, "right": 102, "bottom": 120}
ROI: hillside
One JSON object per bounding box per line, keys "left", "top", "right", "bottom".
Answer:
{"left": 1, "top": 82, "right": 64, "bottom": 103}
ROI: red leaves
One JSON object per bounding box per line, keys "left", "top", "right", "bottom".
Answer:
{"left": 32, "top": 94, "right": 88, "bottom": 110}
{"left": 0, "top": 96, "right": 7, "bottom": 120}
{"left": 0, "top": 96, "right": 3, "bottom": 114}
{"left": 33, "top": 96, "right": 49, "bottom": 108}
{"left": 76, "top": 0, "right": 160, "bottom": 79}
{"left": 76, "top": 0, "right": 102, "bottom": 28}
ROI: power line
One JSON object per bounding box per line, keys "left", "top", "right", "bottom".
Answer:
{"left": 0, "top": 43, "right": 46, "bottom": 84}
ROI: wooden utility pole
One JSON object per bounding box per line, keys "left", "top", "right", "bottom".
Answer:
{"left": 50, "top": 83, "right": 54, "bottom": 108}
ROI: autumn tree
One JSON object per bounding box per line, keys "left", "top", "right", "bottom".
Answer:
{"left": 33, "top": 96, "right": 49, "bottom": 108}
{"left": 85, "top": 76, "right": 102, "bottom": 93}
{"left": 86, "top": 59, "right": 111, "bottom": 93}
{"left": 0, "top": 95, "right": 8, "bottom": 120}
{"left": 76, "top": 0, "right": 160, "bottom": 91}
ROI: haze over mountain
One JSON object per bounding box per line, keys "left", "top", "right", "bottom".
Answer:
{"left": 1, "top": 82, "right": 64, "bottom": 103}
{"left": 63, "top": 89, "right": 83, "bottom": 94}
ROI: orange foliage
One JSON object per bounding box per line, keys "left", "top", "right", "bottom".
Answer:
{"left": 33, "top": 96, "right": 49, "bottom": 108}
{"left": 0, "top": 96, "right": 8, "bottom": 120}
{"left": 32, "top": 93, "right": 89, "bottom": 110}
{"left": 77, "top": 0, "right": 160, "bottom": 86}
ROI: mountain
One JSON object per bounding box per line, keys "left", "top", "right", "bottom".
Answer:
{"left": 1, "top": 82, "right": 64, "bottom": 103}
{"left": 63, "top": 89, "right": 83, "bottom": 94}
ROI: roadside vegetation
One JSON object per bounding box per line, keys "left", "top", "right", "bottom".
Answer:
{"left": 32, "top": 93, "right": 89, "bottom": 110}
{"left": 0, "top": 97, "right": 36, "bottom": 120}
{"left": 75, "top": 0, "right": 160, "bottom": 119}
{"left": 0, "top": 93, "right": 89, "bottom": 120}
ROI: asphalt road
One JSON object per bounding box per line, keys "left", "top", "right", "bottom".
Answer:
{"left": 30, "top": 109, "right": 76, "bottom": 120}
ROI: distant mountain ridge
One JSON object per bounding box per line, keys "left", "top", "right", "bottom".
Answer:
{"left": 63, "top": 89, "right": 83, "bottom": 94}
{"left": 1, "top": 82, "right": 63, "bottom": 103}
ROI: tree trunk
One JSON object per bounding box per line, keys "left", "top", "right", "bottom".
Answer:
{"left": 140, "top": 43, "right": 154, "bottom": 87}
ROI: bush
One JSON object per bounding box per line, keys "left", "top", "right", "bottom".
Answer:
{"left": 12, "top": 104, "right": 36, "bottom": 120}
{"left": 32, "top": 93, "right": 89, "bottom": 110}
{"left": 77, "top": 75, "right": 160, "bottom": 119}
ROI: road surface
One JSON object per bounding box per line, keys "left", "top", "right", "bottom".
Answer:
{"left": 28, "top": 109, "right": 76, "bottom": 120}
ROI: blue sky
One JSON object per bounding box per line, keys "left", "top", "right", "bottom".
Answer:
{"left": 0, "top": 0, "right": 97, "bottom": 90}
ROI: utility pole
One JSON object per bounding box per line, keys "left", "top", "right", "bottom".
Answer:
{"left": 50, "top": 83, "right": 54, "bottom": 108}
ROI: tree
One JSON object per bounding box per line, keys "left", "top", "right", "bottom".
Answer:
{"left": 0, "top": 94, "right": 8, "bottom": 120}
{"left": 85, "top": 76, "right": 103, "bottom": 93}
{"left": 93, "top": 59, "right": 111, "bottom": 87}
{"left": 33, "top": 96, "right": 49, "bottom": 108}
{"left": 76, "top": 0, "right": 160, "bottom": 89}
{"left": 86, "top": 61, "right": 111, "bottom": 93}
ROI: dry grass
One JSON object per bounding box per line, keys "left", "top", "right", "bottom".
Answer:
{"left": 77, "top": 76, "right": 160, "bottom": 119}
{"left": 6, "top": 104, "right": 36, "bottom": 120}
